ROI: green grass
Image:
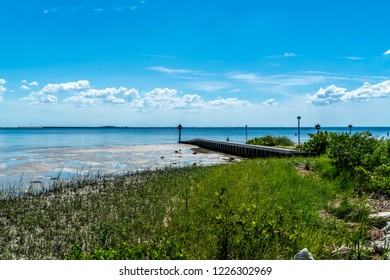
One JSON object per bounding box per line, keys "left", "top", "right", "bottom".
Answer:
{"left": 0, "top": 157, "right": 375, "bottom": 260}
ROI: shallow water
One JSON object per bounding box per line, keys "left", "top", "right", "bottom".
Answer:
{"left": 0, "top": 143, "right": 240, "bottom": 187}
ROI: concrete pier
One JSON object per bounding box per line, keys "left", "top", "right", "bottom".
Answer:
{"left": 180, "top": 138, "right": 307, "bottom": 158}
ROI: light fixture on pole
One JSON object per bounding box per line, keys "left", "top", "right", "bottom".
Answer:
{"left": 315, "top": 123, "right": 321, "bottom": 134}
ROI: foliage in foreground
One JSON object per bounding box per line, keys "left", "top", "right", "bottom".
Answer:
{"left": 246, "top": 135, "right": 294, "bottom": 147}
{"left": 0, "top": 158, "right": 377, "bottom": 260}
{"left": 303, "top": 131, "right": 390, "bottom": 194}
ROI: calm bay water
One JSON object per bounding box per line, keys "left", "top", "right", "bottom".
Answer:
{"left": 2, "top": 126, "right": 389, "bottom": 150}
{"left": 1, "top": 126, "right": 389, "bottom": 187}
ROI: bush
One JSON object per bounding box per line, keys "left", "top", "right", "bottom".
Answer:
{"left": 326, "top": 132, "right": 380, "bottom": 172}
{"left": 302, "top": 131, "right": 331, "bottom": 155}
{"left": 246, "top": 135, "right": 294, "bottom": 147}
{"left": 304, "top": 131, "right": 390, "bottom": 195}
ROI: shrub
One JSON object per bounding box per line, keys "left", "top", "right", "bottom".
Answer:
{"left": 302, "top": 131, "right": 331, "bottom": 155}
{"left": 246, "top": 135, "right": 294, "bottom": 147}
{"left": 326, "top": 132, "right": 380, "bottom": 172}
{"left": 304, "top": 131, "right": 390, "bottom": 195}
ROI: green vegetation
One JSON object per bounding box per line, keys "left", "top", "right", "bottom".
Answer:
{"left": 303, "top": 131, "right": 390, "bottom": 195}
{"left": 0, "top": 156, "right": 382, "bottom": 260}
{"left": 246, "top": 135, "right": 295, "bottom": 147}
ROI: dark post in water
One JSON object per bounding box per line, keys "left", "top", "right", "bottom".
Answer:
{"left": 348, "top": 124, "right": 353, "bottom": 136}
{"left": 177, "top": 124, "right": 183, "bottom": 143}
{"left": 297, "top": 116, "right": 301, "bottom": 148}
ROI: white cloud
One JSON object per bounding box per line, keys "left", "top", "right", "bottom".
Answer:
{"left": 64, "top": 87, "right": 140, "bottom": 105}
{"left": 20, "top": 80, "right": 250, "bottom": 111}
{"left": 185, "top": 81, "right": 231, "bottom": 92}
{"left": 307, "top": 81, "right": 390, "bottom": 106}
{"left": 39, "top": 95, "right": 58, "bottom": 104}
{"left": 265, "top": 52, "right": 299, "bottom": 58}
{"left": 141, "top": 88, "right": 182, "bottom": 109}
{"left": 29, "top": 81, "right": 39, "bottom": 86}
{"left": 146, "top": 91, "right": 248, "bottom": 111}
{"left": 42, "top": 80, "right": 90, "bottom": 93}
{"left": 21, "top": 92, "right": 58, "bottom": 104}
{"left": 148, "top": 66, "right": 195, "bottom": 74}
{"left": 262, "top": 99, "right": 279, "bottom": 106}
{"left": 283, "top": 52, "right": 298, "bottom": 57}
{"left": 307, "top": 85, "right": 347, "bottom": 106}
{"left": 85, "top": 87, "right": 202, "bottom": 111}
{"left": 21, "top": 80, "right": 91, "bottom": 104}
{"left": 64, "top": 95, "right": 100, "bottom": 105}
{"left": 384, "top": 49, "right": 390, "bottom": 55}
{"left": 0, "top": 87, "right": 5, "bottom": 102}
{"left": 343, "top": 81, "right": 390, "bottom": 101}
{"left": 20, "top": 85, "right": 31, "bottom": 90}
{"left": 229, "top": 72, "right": 327, "bottom": 86}
{"left": 21, "top": 80, "right": 27, "bottom": 83}
{"left": 208, "top": 98, "right": 250, "bottom": 109}
{"left": 114, "top": 6, "right": 138, "bottom": 12}
{"left": 43, "top": 8, "right": 59, "bottom": 14}
{"left": 341, "top": 56, "right": 364, "bottom": 60}
{"left": 20, "top": 94, "right": 40, "bottom": 103}
{"left": 229, "top": 73, "right": 262, "bottom": 82}
{"left": 0, "top": 79, "right": 6, "bottom": 103}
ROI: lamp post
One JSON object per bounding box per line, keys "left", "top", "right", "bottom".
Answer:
{"left": 297, "top": 116, "right": 301, "bottom": 148}
{"left": 177, "top": 124, "right": 183, "bottom": 143}
{"left": 348, "top": 124, "right": 353, "bottom": 136}
{"left": 245, "top": 125, "right": 248, "bottom": 143}
{"left": 315, "top": 123, "right": 321, "bottom": 134}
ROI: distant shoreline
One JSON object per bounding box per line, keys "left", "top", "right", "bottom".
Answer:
{"left": 1, "top": 126, "right": 390, "bottom": 129}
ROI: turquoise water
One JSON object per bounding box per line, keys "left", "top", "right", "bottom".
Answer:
{"left": 1, "top": 126, "right": 389, "bottom": 187}
{"left": 1, "top": 126, "right": 389, "bottom": 150}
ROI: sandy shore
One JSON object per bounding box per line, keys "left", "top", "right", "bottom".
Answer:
{"left": 0, "top": 143, "right": 241, "bottom": 187}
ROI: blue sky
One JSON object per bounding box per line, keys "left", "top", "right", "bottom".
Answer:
{"left": 1, "top": 0, "right": 390, "bottom": 127}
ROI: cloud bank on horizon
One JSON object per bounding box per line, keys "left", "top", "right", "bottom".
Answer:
{"left": 15, "top": 80, "right": 250, "bottom": 111}
{"left": 3, "top": 77, "right": 390, "bottom": 111}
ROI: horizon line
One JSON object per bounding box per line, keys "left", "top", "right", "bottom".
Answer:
{"left": 1, "top": 125, "right": 390, "bottom": 129}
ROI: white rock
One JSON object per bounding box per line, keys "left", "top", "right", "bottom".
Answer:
{"left": 293, "top": 248, "right": 315, "bottom": 260}
{"left": 373, "top": 241, "right": 386, "bottom": 254}
{"left": 369, "top": 212, "right": 390, "bottom": 220}
{"left": 384, "top": 222, "right": 390, "bottom": 233}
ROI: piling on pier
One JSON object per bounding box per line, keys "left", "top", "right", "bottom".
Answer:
{"left": 180, "top": 138, "right": 307, "bottom": 158}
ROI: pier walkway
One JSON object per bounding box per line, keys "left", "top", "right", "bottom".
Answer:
{"left": 180, "top": 138, "right": 307, "bottom": 158}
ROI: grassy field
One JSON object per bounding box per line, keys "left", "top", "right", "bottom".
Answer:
{"left": 0, "top": 157, "right": 384, "bottom": 260}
